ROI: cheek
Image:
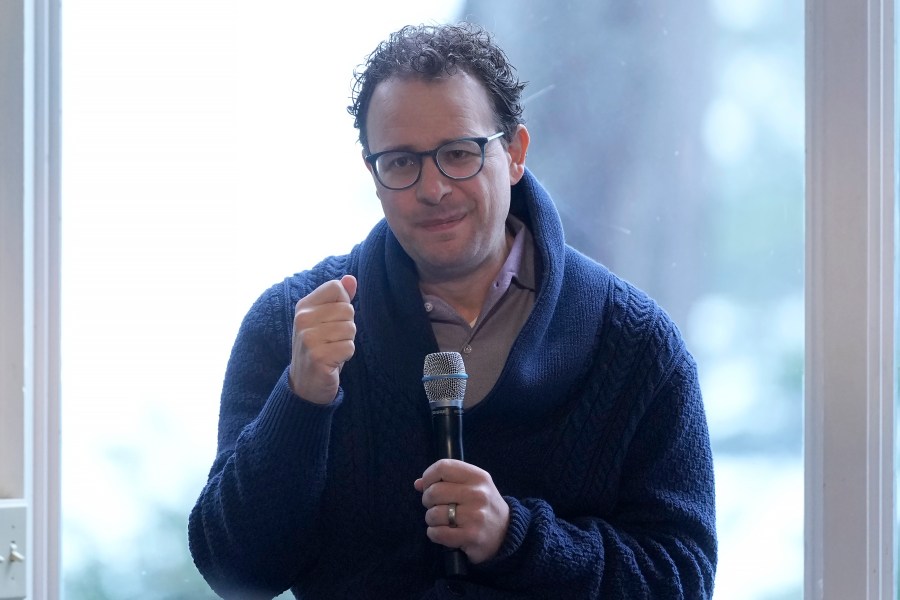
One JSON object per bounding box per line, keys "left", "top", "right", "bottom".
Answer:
{"left": 377, "top": 194, "right": 411, "bottom": 230}
{"left": 375, "top": 186, "right": 390, "bottom": 208}
{"left": 484, "top": 183, "right": 511, "bottom": 221}
{"left": 380, "top": 203, "right": 399, "bottom": 227}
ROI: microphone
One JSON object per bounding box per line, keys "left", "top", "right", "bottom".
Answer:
{"left": 422, "top": 351, "right": 468, "bottom": 579}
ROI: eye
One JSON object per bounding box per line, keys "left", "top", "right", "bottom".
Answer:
{"left": 390, "top": 155, "right": 414, "bottom": 168}
{"left": 444, "top": 149, "right": 476, "bottom": 161}
{"left": 378, "top": 152, "right": 418, "bottom": 172}
{"left": 438, "top": 141, "right": 481, "bottom": 164}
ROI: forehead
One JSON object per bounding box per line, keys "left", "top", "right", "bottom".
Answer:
{"left": 365, "top": 72, "right": 496, "bottom": 151}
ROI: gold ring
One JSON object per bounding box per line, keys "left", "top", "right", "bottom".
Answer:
{"left": 448, "top": 503, "right": 458, "bottom": 528}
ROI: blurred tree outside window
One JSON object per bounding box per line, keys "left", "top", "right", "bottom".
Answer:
{"left": 60, "top": 1, "right": 803, "bottom": 598}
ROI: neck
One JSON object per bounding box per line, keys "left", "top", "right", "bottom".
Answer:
{"left": 419, "top": 277, "right": 491, "bottom": 324}
{"left": 418, "top": 229, "right": 514, "bottom": 324}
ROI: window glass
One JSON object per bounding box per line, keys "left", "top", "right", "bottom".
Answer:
{"left": 61, "top": 2, "right": 803, "bottom": 598}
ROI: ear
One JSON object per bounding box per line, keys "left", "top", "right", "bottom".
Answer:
{"left": 362, "top": 149, "right": 386, "bottom": 203}
{"left": 506, "top": 125, "right": 530, "bottom": 185}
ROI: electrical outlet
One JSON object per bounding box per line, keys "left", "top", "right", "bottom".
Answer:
{"left": 0, "top": 500, "right": 26, "bottom": 600}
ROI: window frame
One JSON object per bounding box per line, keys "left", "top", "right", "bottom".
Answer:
{"left": 804, "top": 0, "right": 896, "bottom": 597}
{"left": 0, "top": 0, "right": 62, "bottom": 597}
{"left": 0, "top": 0, "right": 894, "bottom": 596}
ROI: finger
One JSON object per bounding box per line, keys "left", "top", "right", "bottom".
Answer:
{"left": 418, "top": 458, "right": 467, "bottom": 490}
{"left": 340, "top": 274, "right": 357, "bottom": 301}
{"left": 297, "top": 325, "right": 357, "bottom": 360}
{"left": 447, "top": 502, "right": 459, "bottom": 528}
{"left": 295, "top": 305, "right": 357, "bottom": 336}
{"left": 425, "top": 503, "right": 460, "bottom": 528}
{"left": 425, "top": 523, "right": 465, "bottom": 549}
{"left": 420, "top": 479, "right": 451, "bottom": 509}
{"left": 296, "top": 278, "right": 353, "bottom": 312}
{"left": 424, "top": 504, "right": 458, "bottom": 528}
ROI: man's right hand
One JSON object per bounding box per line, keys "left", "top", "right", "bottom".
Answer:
{"left": 288, "top": 274, "right": 358, "bottom": 405}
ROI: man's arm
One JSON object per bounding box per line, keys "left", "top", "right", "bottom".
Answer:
{"left": 188, "top": 280, "right": 349, "bottom": 598}
{"left": 420, "top": 355, "right": 716, "bottom": 599}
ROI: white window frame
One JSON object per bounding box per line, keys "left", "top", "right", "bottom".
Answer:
{"left": 0, "top": 0, "right": 893, "bottom": 597}
{"left": 805, "top": 0, "right": 896, "bottom": 597}
{"left": 0, "top": 0, "right": 61, "bottom": 597}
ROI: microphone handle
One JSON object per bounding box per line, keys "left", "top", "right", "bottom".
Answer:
{"left": 432, "top": 406, "right": 464, "bottom": 461}
{"left": 431, "top": 405, "right": 467, "bottom": 578}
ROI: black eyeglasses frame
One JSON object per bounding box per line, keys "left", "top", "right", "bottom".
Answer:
{"left": 364, "top": 131, "right": 506, "bottom": 191}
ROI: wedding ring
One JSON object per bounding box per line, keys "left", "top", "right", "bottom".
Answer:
{"left": 448, "top": 502, "right": 458, "bottom": 528}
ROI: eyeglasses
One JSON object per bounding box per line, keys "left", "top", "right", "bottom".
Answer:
{"left": 365, "top": 132, "right": 505, "bottom": 191}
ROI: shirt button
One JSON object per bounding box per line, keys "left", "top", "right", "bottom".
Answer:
{"left": 424, "top": 302, "right": 433, "bottom": 312}
{"left": 462, "top": 345, "right": 472, "bottom": 354}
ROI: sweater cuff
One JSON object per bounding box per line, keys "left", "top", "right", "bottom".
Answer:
{"left": 471, "top": 496, "right": 532, "bottom": 575}
{"left": 252, "top": 368, "right": 343, "bottom": 454}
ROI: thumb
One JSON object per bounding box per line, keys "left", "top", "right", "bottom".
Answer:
{"left": 341, "top": 274, "right": 358, "bottom": 302}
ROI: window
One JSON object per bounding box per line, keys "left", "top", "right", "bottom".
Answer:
{"left": 60, "top": 3, "right": 804, "bottom": 596}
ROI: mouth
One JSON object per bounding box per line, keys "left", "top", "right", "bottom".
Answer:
{"left": 419, "top": 213, "right": 466, "bottom": 232}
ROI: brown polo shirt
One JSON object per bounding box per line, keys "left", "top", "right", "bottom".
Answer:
{"left": 421, "top": 216, "right": 537, "bottom": 407}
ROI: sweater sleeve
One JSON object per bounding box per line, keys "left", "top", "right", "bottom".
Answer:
{"left": 188, "top": 282, "right": 341, "bottom": 599}
{"left": 466, "top": 355, "right": 717, "bottom": 599}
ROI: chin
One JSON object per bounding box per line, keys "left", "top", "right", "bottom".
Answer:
{"left": 416, "top": 252, "right": 471, "bottom": 276}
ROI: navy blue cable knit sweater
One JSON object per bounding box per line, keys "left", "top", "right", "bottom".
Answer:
{"left": 188, "top": 169, "right": 717, "bottom": 599}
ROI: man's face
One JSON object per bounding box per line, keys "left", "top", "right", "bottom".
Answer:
{"left": 363, "top": 72, "right": 528, "bottom": 285}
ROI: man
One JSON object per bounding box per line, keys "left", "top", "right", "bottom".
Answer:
{"left": 189, "top": 22, "right": 716, "bottom": 599}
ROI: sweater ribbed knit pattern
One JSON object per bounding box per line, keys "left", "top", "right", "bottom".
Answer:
{"left": 188, "top": 169, "right": 717, "bottom": 599}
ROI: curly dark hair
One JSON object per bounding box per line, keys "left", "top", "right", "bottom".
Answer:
{"left": 348, "top": 22, "right": 527, "bottom": 153}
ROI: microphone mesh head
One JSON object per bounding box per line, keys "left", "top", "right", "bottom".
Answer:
{"left": 422, "top": 351, "right": 467, "bottom": 406}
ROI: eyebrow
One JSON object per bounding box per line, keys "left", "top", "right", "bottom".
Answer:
{"left": 374, "top": 134, "right": 481, "bottom": 155}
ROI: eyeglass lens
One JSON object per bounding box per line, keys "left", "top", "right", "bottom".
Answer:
{"left": 375, "top": 139, "right": 485, "bottom": 189}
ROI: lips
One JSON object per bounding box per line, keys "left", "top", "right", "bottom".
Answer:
{"left": 419, "top": 213, "right": 466, "bottom": 231}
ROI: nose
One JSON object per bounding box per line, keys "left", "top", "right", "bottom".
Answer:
{"left": 415, "top": 155, "right": 452, "bottom": 206}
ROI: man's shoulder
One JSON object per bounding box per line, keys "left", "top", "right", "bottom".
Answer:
{"left": 282, "top": 252, "right": 356, "bottom": 302}
{"left": 245, "top": 251, "right": 353, "bottom": 311}
{"left": 562, "top": 246, "right": 686, "bottom": 352}
{"left": 251, "top": 219, "right": 389, "bottom": 314}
